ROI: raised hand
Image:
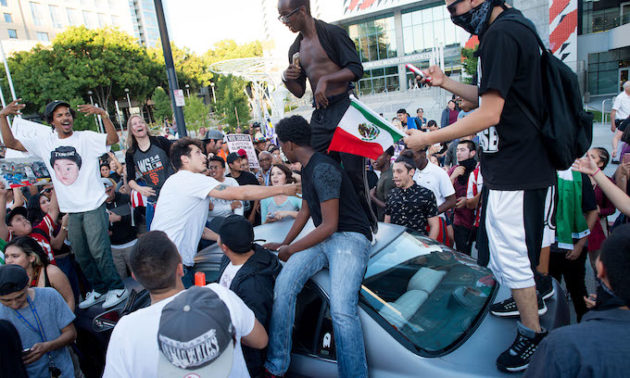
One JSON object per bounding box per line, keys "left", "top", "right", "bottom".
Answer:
{"left": 0, "top": 99, "right": 25, "bottom": 117}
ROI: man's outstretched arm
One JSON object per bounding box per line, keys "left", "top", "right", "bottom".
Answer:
{"left": 0, "top": 99, "right": 26, "bottom": 152}
{"left": 208, "top": 183, "right": 299, "bottom": 201}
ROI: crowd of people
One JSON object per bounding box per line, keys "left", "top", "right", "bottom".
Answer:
{"left": 1, "top": 0, "right": 630, "bottom": 377}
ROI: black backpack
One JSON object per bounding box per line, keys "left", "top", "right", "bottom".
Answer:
{"left": 496, "top": 14, "right": 593, "bottom": 170}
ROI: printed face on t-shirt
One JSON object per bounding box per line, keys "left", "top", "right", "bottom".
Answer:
{"left": 53, "top": 159, "right": 80, "bottom": 186}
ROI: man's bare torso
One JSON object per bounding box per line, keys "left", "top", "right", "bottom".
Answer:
{"left": 299, "top": 33, "right": 349, "bottom": 98}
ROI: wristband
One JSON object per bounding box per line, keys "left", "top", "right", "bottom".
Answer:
{"left": 591, "top": 168, "right": 601, "bottom": 177}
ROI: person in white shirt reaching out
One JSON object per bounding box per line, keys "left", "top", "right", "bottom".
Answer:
{"left": 150, "top": 138, "right": 299, "bottom": 287}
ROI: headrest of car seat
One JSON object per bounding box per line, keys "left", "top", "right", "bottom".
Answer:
{"left": 407, "top": 267, "right": 447, "bottom": 294}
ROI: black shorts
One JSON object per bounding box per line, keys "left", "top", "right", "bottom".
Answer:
{"left": 310, "top": 93, "right": 350, "bottom": 153}
{"left": 618, "top": 118, "right": 630, "bottom": 132}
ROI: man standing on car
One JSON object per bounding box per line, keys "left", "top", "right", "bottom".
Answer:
{"left": 404, "top": 0, "right": 556, "bottom": 372}
{"left": 278, "top": 0, "right": 377, "bottom": 231}
{"left": 264, "top": 116, "right": 372, "bottom": 377}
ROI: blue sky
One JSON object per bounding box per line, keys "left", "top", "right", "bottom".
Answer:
{"left": 164, "top": 0, "right": 264, "bottom": 54}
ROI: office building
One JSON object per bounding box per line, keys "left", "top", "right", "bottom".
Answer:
{"left": 127, "top": 0, "right": 159, "bottom": 48}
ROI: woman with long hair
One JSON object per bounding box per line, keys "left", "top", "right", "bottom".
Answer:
{"left": 4, "top": 236, "right": 75, "bottom": 311}
{"left": 124, "top": 114, "right": 174, "bottom": 229}
{"left": 26, "top": 192, "right": 50, "bottom": 226}
{"left": 0, "top": 320, "right": 28, "bottom": 378}
{"left": 260, "top": 164, "right": 301, "bottom": 223}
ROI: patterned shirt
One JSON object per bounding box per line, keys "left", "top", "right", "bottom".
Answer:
{"left": 386, "top": 183, "right": 438, "bottom": 235}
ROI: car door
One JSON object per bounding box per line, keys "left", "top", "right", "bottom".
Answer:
{"left": 289, "top": 281, "right": 338, "bottom": 377}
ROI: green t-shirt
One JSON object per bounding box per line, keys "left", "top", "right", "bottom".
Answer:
{"left": 0, "top": 238, "right": 6, "bottom": 264}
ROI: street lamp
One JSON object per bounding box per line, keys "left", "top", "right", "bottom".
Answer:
{"left": 87, "top": 90, "right": 102, "bottom": 133}
{"left": 210, "top": 82, "right": 216, "bottom": 103}
{"left": 185, "top": 84, "right": 190, "bottom": 100}
{"left": 124, "top": 88, "right": 132, "bottom": 112}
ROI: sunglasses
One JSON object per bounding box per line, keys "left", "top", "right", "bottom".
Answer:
{"left": 447, "top": 0, "right": 466, "bottom": 15}
{"left": 278, "top": 6, "right": 302, "bottom": 23}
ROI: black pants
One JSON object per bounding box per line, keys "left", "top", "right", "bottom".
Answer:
{"left": 453, "top": 224, "right": 474, "bottom": 255}
{"left": 311, "top": 93, "right": 373, "bottom": 223}
{"left": 549, "top": 247, "right": 588, "bottom": 321}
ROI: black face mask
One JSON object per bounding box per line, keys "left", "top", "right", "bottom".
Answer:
{"left": 451, "top": 1, "right": 497, "bottom": 37}
{"left": 457, "top": 157, "right": 477, "bottom": 185}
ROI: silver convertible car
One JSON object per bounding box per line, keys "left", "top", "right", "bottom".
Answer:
{"left": 195, "top": 221, "right": 570, "bottom": 377}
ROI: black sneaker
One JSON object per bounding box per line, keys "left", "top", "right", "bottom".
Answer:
{"left": 496, "top": 328, "right": 548, "bottom": 372}
{"left": 535, "top": 273, "right": 555, "bottom": 300}
{"left": 490, "top": 294, "right": 547, "bottom": 318}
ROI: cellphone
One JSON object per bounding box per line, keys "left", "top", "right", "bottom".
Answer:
{"left": 22, "top": 348, "right": 31, "bottom": 356}
{"left": 292, "top": 52, "right": 300, "bottom": 67}
{"left": 405, "top": 64, "right": 431, "bottom": 83}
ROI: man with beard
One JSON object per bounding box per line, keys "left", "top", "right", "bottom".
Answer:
{"left": 1, "top": 99, "right": 129, "bottom": 310}
{"left": 404, "top": 0, "right": 555, "bottom": 372}
{"left": 448, "top": 140, "right": 478, "bottom": 255}
{"left": 278, "top": 0, "right": 377, "bottom": 232}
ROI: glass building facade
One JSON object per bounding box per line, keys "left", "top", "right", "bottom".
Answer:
{"left": 580, "top": 0, "right": 630, "bottom": 34}
{"left": 342, "top": 2, "right": 464, "bottom": 96}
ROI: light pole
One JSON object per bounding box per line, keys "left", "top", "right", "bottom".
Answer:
{"left": 210, "top": 82, "right": 216, "bottom": 103}
{"left": 87, "top": 90, "right": 103, "bottom": 133}
{"left": 185, "top": 84, "right": 190, "bottom": 100}
{"left": 124, "top": 88, "right": 132, "bottom": 111}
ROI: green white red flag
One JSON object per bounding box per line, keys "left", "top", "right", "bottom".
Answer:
{"left": 328, "top": 96, "right": 406, "bottom": 160}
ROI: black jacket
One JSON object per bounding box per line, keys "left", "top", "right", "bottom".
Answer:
{"left": 217, "top": 244, "right": 281, "bottom": 378}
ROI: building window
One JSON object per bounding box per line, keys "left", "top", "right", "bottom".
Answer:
{"left": 588, "top": 48, "right": 630, "bottom": 95}
{"left": 66, "top": 8, "right": 80, "bottom": 26}
{"left": 8, "top": 28, "right": 17, "bottom": 38}
{"left": 97, "top": 13, "right": 107, "bottom": 27}
{"left": 37, "top": 31, "right": 49, "bottom": 41}
{"left": 3, "top": 12, "right": 11, "bottom": 22}
{"left": 357, "top": 66, "right": 399, "bottom": 96}
{"left": 30, "top": 2, "right": 43, "bottom": 26}
{"left": 82, "top": 10, "right": 94, "bottom": 27}
{"left": 580, "top": 1, "right": 624, "bottom": 34}
{"left": 49, "top": 5, "right": 64, "bottom": 28}
{"left": 346, "top": 15, "right": 397, "bottom": 63}
{"left": 401, "top": 5, "right": 461, "bottom": 55}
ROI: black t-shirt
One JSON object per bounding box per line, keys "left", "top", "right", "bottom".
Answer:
{"left": 228, "top": 171, "right": 260, "bottom": 223}
{"left": 106, "top": 193, "right": 139, "bottom": 245}
{"left": 477, "top": 9, "right": 555, "bottom": 190}
{"left": 302, "top": 153, "right": 372, "bottom": 241}
{"left": 125, "top": 136, "right": 174, "bottom": 202}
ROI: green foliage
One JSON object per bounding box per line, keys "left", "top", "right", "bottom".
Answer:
{"left": 148, "top": 43, "right": 212, "bottom": 90}
{"left": 214, "top": 75, "right": 251, "bottom": 128}
{"left": 68, "top": 97, "right": 97, "bottom": 131}
{"left": 461, "top": 47, "right": 478, "bottom": 85}
{"left": 2, "top": 26, "right": 162, "bottom": 116}
{"left": 152, "top": 87, "right": 172, "bottom": 123}
{"left": 203, "top": 40, "right": 263, "bottom": 65}
{"left": 183, "top": 96, "right": 210, "bottom": 132}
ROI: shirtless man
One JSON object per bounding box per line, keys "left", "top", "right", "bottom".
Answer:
{"left": 278, "top": 0, "right": 377, "bottom": 231}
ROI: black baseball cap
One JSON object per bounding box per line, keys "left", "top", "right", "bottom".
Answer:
{"left": 50, "top": 146, "right": 82, "bottom": 169}
{"left": 44, "top": 100, "right": 73, "bottom": 123}
{"left": 226, "top": 152, "right": 241, "bottom": 165}
{"left": 218, "top": 215, "right": 254, "bottom": 253}
{"left": 157, "top": 286, "right": 235, "bottom": 377}
{"left": 206, "top": 130, "right": 224, "bottom": 141}
{"left": 5, "top": 206, "right": 28, "bottom": 226}
{"left": 0, "top": 264, "right": 29, "bottom": 295}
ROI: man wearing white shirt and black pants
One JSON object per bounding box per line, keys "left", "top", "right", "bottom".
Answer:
{"left": 611, "top": 81, "right": 630, "bottom": 163}
{"left": 104, "top": 231, "right": 268, "bottom": 378}
{"left": 150, "top": 138, "right": 298, "bottom": 287}
{"left": 0, "top": 99, "right": 128, "bottom": 309}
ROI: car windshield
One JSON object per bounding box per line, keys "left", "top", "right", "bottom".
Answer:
{"left": 360, "top": 232, "right": 497, "bottom": 355}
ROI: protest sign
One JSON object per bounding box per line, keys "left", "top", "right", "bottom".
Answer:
{"left": 225, "top": 134, "right": 260, "bottom": 170}
{"left": 1, "top": 158, "right": 51, "bottom": 188}
{"left": 4, "top": 118, "right": 52, "bottom": 159}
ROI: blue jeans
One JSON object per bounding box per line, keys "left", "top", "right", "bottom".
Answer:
{"left": 68, "top": 203, "right": 124, "bottom": 293}
{"left": 182, "top": 265, "right": 194, "bottom": 289}
{"left": 265, "top": 232, "right": 370, "bottom": 377}
{"left": 145, "top": 201, "right": 156, "bottom": 231}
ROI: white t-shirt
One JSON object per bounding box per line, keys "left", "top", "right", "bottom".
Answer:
{"left": 20, "top": 131, "right": 107, "bottom": 212}
{"left": 613, "top": 91, "right": 630, "bottom": 120}
{"left": 413, "top": 162, "right": 455, "bottom": 207}
{"left": 103, "top": 284, "right": 255, "bottom": 378}
{"left": 209, "top": 177, "right": 244, "bottom": 218}
{"left": 151, "top": 170, "right": 219, "bottom": 266}
{"left": 219, "top": 262, "right": 244, "bottom": 289}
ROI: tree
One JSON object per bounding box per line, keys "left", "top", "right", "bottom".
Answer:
{"left": 152, "top": 87, "right": 172, "bottom": 123}
{"left": 461, "top": 47, "right": 478, "bottom": 85}
{"left": 203, "top": 40, "right": 263, "bottom": 65}
{"left": 183, "top": 96, "right": 210, "bottom": 132}
{"left": 1, "top": 26, "right": 162, "bottom": 117}
{"left": 214, "top": 75, "right": 251, "bottom": 129}
{"left": 148, "top": 43, "right": 213, "bottom": 91}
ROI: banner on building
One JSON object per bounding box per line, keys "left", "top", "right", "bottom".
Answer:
{"left": 549, "top": 0, "right": 578, "bottom": 72}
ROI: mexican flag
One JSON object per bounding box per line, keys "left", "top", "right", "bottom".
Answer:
{"left": 328, "top": 96, "right": 406, "bottom": 160}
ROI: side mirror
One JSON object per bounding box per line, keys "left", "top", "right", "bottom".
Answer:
{"left": 92, "top": 310, "right": 121, "bottom": 333}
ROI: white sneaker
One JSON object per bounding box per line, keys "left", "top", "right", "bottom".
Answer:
{"left": 78, "top": 291, "right": 105, "bottom": 309}
{"left": 102, "top": 288, "right": 129, "bottom": 309}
